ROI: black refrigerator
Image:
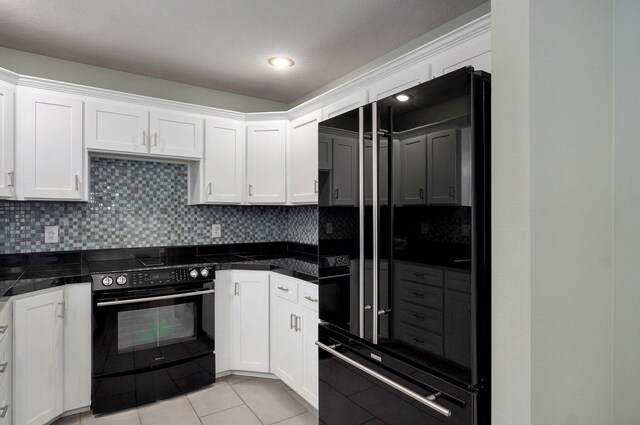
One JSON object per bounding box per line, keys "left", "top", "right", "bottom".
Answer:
{"left": 316, "top": 67, "right": 491, "bottom": 425}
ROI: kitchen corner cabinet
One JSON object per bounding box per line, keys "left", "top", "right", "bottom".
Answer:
{"left": 0, "top": 82, "right": 15, "bottom": 200}
{"left": 18, "top": 89, "right": 85, "bottom": 201}
{"left": 246, "top": 121, "right": 286, "bottom": 204}
{"left": 230, "top": 271, "right": 270, "bottom": 372}
{"left": 289, "top": 111, "right": 321, "bottom": 204}
{"left": 400, "top": 135, "right": 427, "bottom": 205}
{"left": 14, "top": 288, "right": 65, "bottom": 425}
{"left": 270, "top": 275, "right": 319, "bottom": 408}
{"left": 86, "top": 102, "right": 203, "bottom": 159}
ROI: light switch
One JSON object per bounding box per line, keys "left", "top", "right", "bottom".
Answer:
{"left": 45, "top": 225, "right": 59, "bottom": 243}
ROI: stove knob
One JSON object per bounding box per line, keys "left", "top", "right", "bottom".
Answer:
{"left": 200, "top": 268, "right": 210, "bottom": 278}
{"left": 102, "top": 276, "right": 113, "bottom": 286}
{"left": 116, "top": 275, "right": 127, "bottom": 285}
{"left": 189, "top": 268, "right": 199, "bottom": 279}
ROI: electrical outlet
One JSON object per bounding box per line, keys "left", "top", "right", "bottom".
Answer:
{"left": 461, "top": 224, "right": 471, "bottom": 237}
{"left": 420, "top": 223, "right": 429, "bottom": 235}
{"left": 44, "top": 225, "right": 59, "bottom": 243}
{"left": 211, "top": 223, "right": 222, "bottom": 238}
{"left": 326, "top": 222, "right": 333, "bottom": 234}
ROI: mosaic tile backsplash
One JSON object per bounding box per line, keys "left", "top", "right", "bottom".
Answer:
{"left": 0, "top": 158, "right": 318, "bottom": 254}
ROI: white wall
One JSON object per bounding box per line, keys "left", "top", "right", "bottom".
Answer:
{"left": 493, "top": 0, "right": 614, "bottom": 423}
{"left": 612, "top": 0, "right": 640, "bottom": 423}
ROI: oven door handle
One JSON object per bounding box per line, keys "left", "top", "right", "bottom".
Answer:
{"left": 96, "top": 288, "right": 216, "bottom": 307}
{"left": 315, "top": 341, "right": 452, "bottom": 418}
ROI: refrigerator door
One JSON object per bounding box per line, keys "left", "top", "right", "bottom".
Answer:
{"left": 318, "top": 324, "right": 478, "bottom": 425}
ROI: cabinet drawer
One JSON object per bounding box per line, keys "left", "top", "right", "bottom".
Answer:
{"left": 396, "top": 263, "right": 443, "bottom": 287}
{"left": 271, "top": 275, "right": 298, "bottom": 303}
{"left": 445, "top": 271, "right": 471, "bottom": 293}
{"left": 398, "top": 281, "right": 443, "bottom": 310}
{"left": 397, "top": 301, "right": 443, "bottom": 335}
{"left": 0, "top": 375, "right": 10, "bottom": 425}
{"left": 0, "top": 304, "right": 11, "bottom": 347}
{"left": 299, "top": 285, "right": 319, "bottom": 313}
{"left": 0, "top": 340, "right": 10, "bottom": 390}
{"left": 397, "top": 323, "right": 443, "bottom": 357}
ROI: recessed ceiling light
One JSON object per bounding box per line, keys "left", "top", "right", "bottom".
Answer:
{"left": 394, "top": 93, "right": 412, "bottom": 102}
{"left": 268, "top": 57, "right": 295, "bottom": 69}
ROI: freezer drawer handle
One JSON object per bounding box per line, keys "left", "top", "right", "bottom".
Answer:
{"left": 315, "top": 341, "right": 452, "bottom": 417}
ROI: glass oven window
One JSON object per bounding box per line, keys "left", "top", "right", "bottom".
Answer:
{"left": 117, "top": 302, "right": 196, "bottom": 353}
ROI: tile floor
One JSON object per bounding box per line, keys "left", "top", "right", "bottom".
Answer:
{"left": 54, "top": 375, "right": 318, "bottom": 425}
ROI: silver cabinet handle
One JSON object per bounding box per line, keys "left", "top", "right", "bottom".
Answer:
{"left": 7, "top": 171, "right": 15, "bottom": 188}
{"left": 0, "top": 362, "right": 8, "bottom": 373}
{"left": 248, "top": 184, "right": 253, "bottom": 196}
{"left": 315, "top": 341, "right": 451, "bottom": 417}
{"left": 75, "top": 175, "right": 80, "bottom": 191}
{"left": 142, "top": 130, "right": 147, "bottom": 146}
{"left": 304, "top": 295, "right": 318, "bottom": 303}
{"left": 0, "top": 325, "right": 7, "bottom": 333}
{"left": 295, "top": 315, "right": 301, "bottom": 332}
{"left": 334, "top": 188, "right": 339, "bottom": 199}
{"left": 97, "top": 289, "right": 215, "bottom": 307}
{"left": 277, "top": 286, "right": 289, "bottom": 292}
{"left": 419, "top": 188, "right": 424, "bottom": 200}
{"left": 234, "top": 282, "right": 239, "bottom": 296}
{"left": 290, "top": 313, "right": 295, "bottom": 330}
{"left": 207, "top": 182, "right": 212, "bottom": 195}
{"left": 0, "top": 404, "right": 7, "bottom": 419}
{"left": 314, "top": 179, "right": 318, "bottom": 194}
{"left": 377, "top": 308, "right": 392, "bottom": 316}
{"left": 153, "top": 132, "right": 158, "bottom": 146}
{"left": 57, "top": 301, "right": 65, "bottom": 318}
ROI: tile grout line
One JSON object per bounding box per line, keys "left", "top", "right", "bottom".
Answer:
{"left": 183, "top": 393, "right": 205, "bottom": 425}
{"left": 227, "top": 378, "right": 268, "bottom": 425}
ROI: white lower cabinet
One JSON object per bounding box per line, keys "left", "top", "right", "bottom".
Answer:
{"left": 0, "top": 302, "right": 13, "bottom": 425}
{"left": 270, "top": 274, "right": 318, "bottom": 408}
{"left": 14, "top": 288, "right": 65, "bottom": 425}
{"left": 231, "top": 271, "right": 270, "bottom": 372}
{"left": 14, "top": 283, "right": 92, "bottom": 425}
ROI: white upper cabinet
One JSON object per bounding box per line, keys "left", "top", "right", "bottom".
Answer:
{"left": 203, "top": 117, "right": 245, "bottom": 204}
{"left": 149, "top": 110, "right": 203, "bottom": 159}
{"left": 289, "top": 111, "right": 321, "bottom": 204}
{"left": 19, "top": 89, "right": 85, "bottom": 201}
{"left": 246, "top": 121, "right": 286, "bottom": 204}
{"left": 0, "top": 82, "right": 15, "bottom": 199}
{"left": 85, "top": 101, "right": 149, "bottom": 154}
{"left": 322, "top": 90, "right": 368, "bottom": 120}
{"left": 431, "top": 31, "right": 491, "bottom": 77}
{"left": 368, "top": 61, "right": 431, "bottom": 101}
{"left": 331, "top": 135, "right": 359, "bottom": 206}
{"left": 400, "top": 135, "right": 427, "bottom": 205}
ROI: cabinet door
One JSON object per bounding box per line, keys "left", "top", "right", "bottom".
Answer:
{"left": 246, "top": 121, "right": 286, "bottom": 204}
{"left": 0, "top": 83, "right": 15, "bottom": 199}
{"left": 331, "top": 136, "right": 358, "bottom": 206}
{"left": 400, "top": 135, "right": 426, "bottom": 205}
{"left": 63, "top": 283, "right": 91, "bottom": 412}
{"left": 204, "top": 118, "right": 245, "bottom": 204}
{"left": 444, "top": 272, "right": 471, "bottom": 368}
{"left": 270, "top": 297, "right": 302, "bottom": 389}
{"left": 19, "top": 90, "right": 84, "bottom": 200}
{"left": 149, "top": 110, "right": 203, "bottom": 159}
{"left": 231, "top": 272, "right": 270, "bottom": 372}
{"left": 290, "top": 111, "right": 320, "bottom": 204}
{"left": 318, "top": 135, "right": 332, "bottom": 171}
{"left": 300, "top": 306, "right": 319, "bottom": 409}
{"left": 368, "top": 61, "right": 431, "bottom": 101}
{"left": 14, "top": 289, "right": 64, "bottom": 425}
{"left": 85, "top": 101, "right": 149, "bottom": 154}
{"left": 364, "top": 139, "right": 393, "bottom": 205}
{"left": 427, "top": 129, "right": 460, "bottom": 205}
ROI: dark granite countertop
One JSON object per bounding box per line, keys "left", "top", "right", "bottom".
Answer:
{"left": 0, "top": 243, "right": 319, "bottom": 300}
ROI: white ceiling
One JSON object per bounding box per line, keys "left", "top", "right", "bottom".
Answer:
{"left": 0, "top": 0, "right": 483, "bottom": 103}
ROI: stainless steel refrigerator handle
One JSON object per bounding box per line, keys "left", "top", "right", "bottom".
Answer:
{"left": 96, "top": 289, "right": 216, "bottom": 306}
{"left": 372, "top": 101, "right": 379, "bottom": 344}
{"left": 358, "top": 106, "right": 365, "bottom": 339}
{"left": 315, "top": 341, "right": 452, "bottom": 417}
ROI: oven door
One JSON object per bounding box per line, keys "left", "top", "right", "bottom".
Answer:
{"left": 92, "top": 282, "right": 215, "bottom": 377}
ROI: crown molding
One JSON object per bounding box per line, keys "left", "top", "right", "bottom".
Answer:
{"left": 287, "top": 13, "right": 491, "bottom": 121}
{"left": 0, "top": 12, "right": 490, "bottom": 123}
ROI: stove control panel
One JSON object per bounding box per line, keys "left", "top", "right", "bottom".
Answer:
{"left": 92, "top": 266, "right": 214, "bottom": 291}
